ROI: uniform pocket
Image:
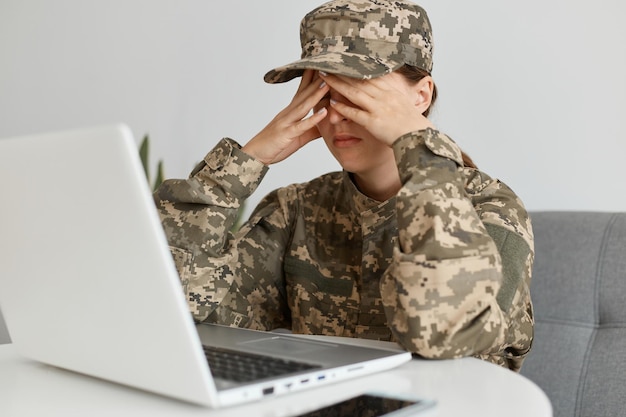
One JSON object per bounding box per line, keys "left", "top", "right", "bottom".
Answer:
{"left": 284, "top": 257, "right": 355, "bottom": 336}
{"left": 355, "top": 313, "right": 393, "bottom": 341}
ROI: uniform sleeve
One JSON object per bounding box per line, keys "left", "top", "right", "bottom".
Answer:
{"left": 380, "top": 128, "right": 534, "bottom": 369}
{"left": 153, "top": 138, "right": 293, "bottom": 330}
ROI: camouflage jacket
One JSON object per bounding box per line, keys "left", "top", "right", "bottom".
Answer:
{"left": 154, "top": 128, "right": 534, "bottom": 371}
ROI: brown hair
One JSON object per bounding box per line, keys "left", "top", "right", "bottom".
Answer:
{"left": 395, "top": 65, "right": 477, "bottom": 169}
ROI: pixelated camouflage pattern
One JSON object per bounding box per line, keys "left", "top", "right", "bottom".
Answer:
{"left": 154, "top": 129, "right": 534, "bottom": 372}
{"left": 264, "top": 0, "right": 434, "bottom": 84}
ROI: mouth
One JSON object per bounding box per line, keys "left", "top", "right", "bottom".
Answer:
{"left": 333, "top": 133, "right": 362, "bottom": 148}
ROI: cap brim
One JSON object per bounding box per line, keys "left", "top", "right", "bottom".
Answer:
{"left": 263, "top": 52, "right": 403, "bottom": 84}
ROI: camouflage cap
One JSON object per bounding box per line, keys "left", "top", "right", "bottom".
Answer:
{"left": 264, "top": 0, "right": 433, "bottom": 84}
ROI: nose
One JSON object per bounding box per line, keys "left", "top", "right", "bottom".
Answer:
{"left": 327, "top": 104, "right": 347, "bottom": 125}
{"left": 326, "top": 94, "right": 350, "bottom": 125}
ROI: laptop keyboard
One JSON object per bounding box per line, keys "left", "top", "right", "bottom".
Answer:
{"left": 203, "top": 345, "right": 321, "bottom": 383}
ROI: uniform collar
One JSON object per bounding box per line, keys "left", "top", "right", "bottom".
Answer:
{"left": 342, "top": 171, "right": 396, "bottom": 225}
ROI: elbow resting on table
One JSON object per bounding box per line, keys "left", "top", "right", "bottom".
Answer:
{"left": 389, "top": 302, "right": 505, "bottom": 360}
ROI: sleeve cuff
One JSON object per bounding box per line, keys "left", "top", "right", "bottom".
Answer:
{"left": 193, "top": 138, "right": 269, "bottom": 200}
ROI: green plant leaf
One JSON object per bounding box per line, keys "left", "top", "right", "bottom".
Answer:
{"left": 139, "top": 134, "right": 150, "bottom": 181}
{"left": 139, "top": 132, "right": 245, "bottom": 228}
{"left": 153, "top": 160, "right": 165, "bottom": 192}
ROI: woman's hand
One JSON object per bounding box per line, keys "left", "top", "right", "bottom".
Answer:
{"left": 242, "top": 70, "right": 330, "bottom": 165}
{"left": 319, "top": 72, "right": 435, "bottom": 146}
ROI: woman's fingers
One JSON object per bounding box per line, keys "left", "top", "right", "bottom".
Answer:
{"left": 319, "top": 72, "right": 432, "bottom": 145}
{"left": 328, "top": 98, "right": 367, "bottom": 125}
{"left": 320, "top": 73, "right": 395, "bottom": 111}
{"left": 295, "top": 69, "right": 317, "bottom": 95}
{"left": 291, "top": 107, "right": 327, "bottom": 141}
{"left": 242, "top": 72, "right": 329, "bottom": 165}
{"left": 288, "top": 72, "right": 329, "bottom": 118}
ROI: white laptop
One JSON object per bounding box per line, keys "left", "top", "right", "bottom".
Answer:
{"left": 0, "top": 124, "right": 411, "bottom": 408}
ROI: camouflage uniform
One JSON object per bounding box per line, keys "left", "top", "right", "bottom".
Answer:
{"left": 154, "top": 128, "right": 534, "bottom": 372}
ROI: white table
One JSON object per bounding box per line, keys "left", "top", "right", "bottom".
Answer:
{"left": 0, "top": 343, "right": 551, "bottom": 416}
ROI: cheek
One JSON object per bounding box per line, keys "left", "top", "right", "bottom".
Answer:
{"left": 316, "top": 124, "right": 336, "bottom": 154}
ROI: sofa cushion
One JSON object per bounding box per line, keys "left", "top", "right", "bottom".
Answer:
{"left": 521, "top": 212, "right": 626, "bottom": 417}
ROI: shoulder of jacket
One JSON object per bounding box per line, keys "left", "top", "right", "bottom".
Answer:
{"left": 464, "top": 168, "right": 534, "bottom": 247}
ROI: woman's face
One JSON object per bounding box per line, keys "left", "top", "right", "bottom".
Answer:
{"left": 313, "top": 72, "right": 414, "bottom": 178}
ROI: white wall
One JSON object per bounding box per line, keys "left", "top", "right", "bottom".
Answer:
{"left": 1, "top": 0, "right": 625, "bottom": 345}
{"left": 1, "top": 0, "right": 624, "bottom": 216}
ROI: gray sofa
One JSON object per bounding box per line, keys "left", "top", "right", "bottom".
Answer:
{"left": 0, "top": 211, "right": 624, "bottom": 417}
{"left": 520, "top": 211, "right": 626, "bottom": 417}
